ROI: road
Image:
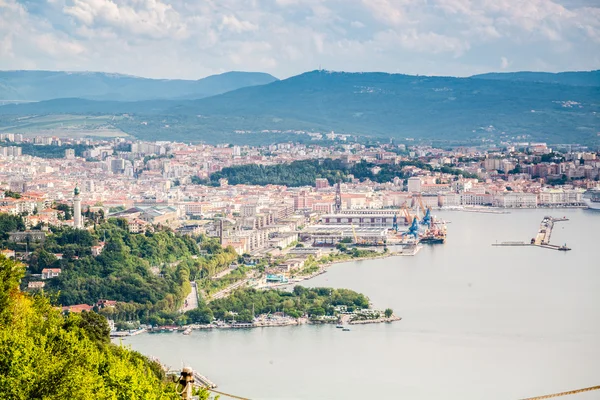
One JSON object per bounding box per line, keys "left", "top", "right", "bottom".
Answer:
{"left": 208, "top": 271, "right": 258, "bottom": 302}
{"left": 180, "top": 281, "right": 199, "bottom": 312}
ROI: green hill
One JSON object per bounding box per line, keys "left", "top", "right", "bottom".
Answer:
{"left": 0, "top": 70, "right": 598, "bottom": 146}
{"left": 0, "top": 255, "right": 191, "bottom": 399}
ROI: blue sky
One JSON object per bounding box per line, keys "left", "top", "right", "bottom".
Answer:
{"left": 0, "top": 0, "right": 599, "bottom": 79}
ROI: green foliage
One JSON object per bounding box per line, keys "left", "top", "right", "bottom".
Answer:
{"left": 16, "top": 143, "right": 90, "bottom": 159}
{"left": 200, "top": 265, "right": 247, "bottom": 296}
{"left": 1, "top": 71, "right": 599, "bottom": 147}
{"left": 208, "top": 286, "right": 369, "bottom": 320}
{"left": 540, "top": 152, "right": 566, "bottom": 163}
{"left": 184, "top": 307, "right": 214, "bottom": 324}
{"left": 384, "top": 308, "right": 393, "bottom": 318}
{"left": 55, "top": 203, "right": 72, "bottom": 221}
{"left": 27, "top": 248, "right": 58, "bottom": 274}
{"left": 0, "top": 255, "right": 180, "bottom": 399}
{"left": 207, "top": 159, "right": 475, "bottom": 187}
{"left": 20, "top": 219, "right": 201, "bottom": 325}
{"left": 0, "top": 214, "right": 25, "bottom": 240}
{"left": 3, "top": 190, "right": 21, "bottom": 199}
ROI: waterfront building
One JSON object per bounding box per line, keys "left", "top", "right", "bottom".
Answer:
{"left": 538, "top": 188, "right": 583, "bottom": 206}
{"left": 492, "top": 192, "right": 538, "bottom": 208}
{"left": 460, "top": 192, "right": 493, "bottom": 206}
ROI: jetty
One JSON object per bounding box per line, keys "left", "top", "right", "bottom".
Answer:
{"left": 492, "top": 216, "right": 571, "bottom": 251}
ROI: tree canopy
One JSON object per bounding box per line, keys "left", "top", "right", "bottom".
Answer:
{"left": 202, "top": 158, "right": 476, "bottom": 187}
{"left": 0, "top": 255, "right": 183, "bottom": 399}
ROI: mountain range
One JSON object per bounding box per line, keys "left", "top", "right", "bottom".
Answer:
{"left": 0, "top": 70, "right": 278, "bottom": 101}
{"left": 0, "top": 69, "right": 598, "bottom": 146}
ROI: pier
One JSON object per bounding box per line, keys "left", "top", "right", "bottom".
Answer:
{"left": 492, "top": 216, "right": 571, "bottom": 251}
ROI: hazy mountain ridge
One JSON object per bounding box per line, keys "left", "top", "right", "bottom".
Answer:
{"left": 472, "top": 70, "right": 600, "bottom": 87}
{"left": 0, "top": 70, "right": 598, "bottom": 146}
{"left": 0, "top": 70, "right": 278, "bottom": 101}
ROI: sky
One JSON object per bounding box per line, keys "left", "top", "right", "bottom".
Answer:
{"left": 0, "top": 0, "right": 599, "bottom": 80}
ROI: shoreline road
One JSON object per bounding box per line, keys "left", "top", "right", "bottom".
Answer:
{"left": 180, "top": 281, "right": 199, "bottom": 312}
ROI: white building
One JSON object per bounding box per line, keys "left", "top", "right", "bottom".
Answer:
{"left": 538, "top": 189, "right": 583, "bottom": 206}
{"left": 41, "top": 268, "right": 62, "bottom": 280}
{"left": 440, "top": 193, "right": 461, "bottom": 207}
{"left": 493, "top": 192, "right": 538, "bottom": 208}
{"left": 407, "top": 177, "right": 422, "bottom": 193}
{"left": 461, "top": 192, "right": 493, "bottom": 206}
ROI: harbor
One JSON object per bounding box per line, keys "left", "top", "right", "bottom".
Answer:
{"left": 492, "top": 215, "right": 571, "bottom": 251}
{"left": 121, "top": 209, "right": 600, "bottom": 400}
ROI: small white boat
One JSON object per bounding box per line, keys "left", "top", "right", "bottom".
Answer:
{"left": 336, "top": 324, "right": 344, "bottom": 328}
{"left": 342, "top": 328, "right": 351, "bottom": 332}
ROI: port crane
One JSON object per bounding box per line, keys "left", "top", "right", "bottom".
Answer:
{"left": 402, "top": 217, "right": 420, "bottom": 239}
{"left": 416, "top": 195, "right": 432, "bottom": 227}
{"left": 402, "top": 205, "right": 414, "bottom": 225}
{"left": 421, "top": 208, "right": 432, "bottom": 227}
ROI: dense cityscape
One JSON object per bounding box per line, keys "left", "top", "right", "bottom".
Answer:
{"left": 1, "top": 133, "right": 598, "bottom": 329}
{"left": 2, "top": 0, "right": 599, "bottom": 397}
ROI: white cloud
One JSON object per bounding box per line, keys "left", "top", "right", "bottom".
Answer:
{"left": 0, "top": 0, "right": 597, "bottom": 79}
{"left": 220, "top": 14, "right": 258, "bottom": 33}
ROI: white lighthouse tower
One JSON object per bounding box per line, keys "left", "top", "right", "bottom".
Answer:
{"left": 73, "top": 185, "right": 83, "bottom": 229}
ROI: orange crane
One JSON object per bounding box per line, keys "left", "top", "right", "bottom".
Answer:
{"left": 416, "top": 194, "right": 427, "bottom": 216}
{"left": 402, "top": 204, "right": 415, "bottom": 225}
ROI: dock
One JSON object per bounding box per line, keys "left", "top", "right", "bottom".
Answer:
{"left": 492, "top": 216, "right": 571, "bottom": 251}
{"left": 533, "top": 216, "right": 568, "bottom": 245}
{"left": 492, "top": 241, "right": 531, "bottom": 247}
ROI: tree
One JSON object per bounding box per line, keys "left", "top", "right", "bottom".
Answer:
{"left": 0, "top": 254, "right": 181, "bottom": 399}
{"left": 55, "top": 203, "right": 72, "bottom": 220}
{"left": 0, "top": 214, "right": 25, "bottom": 240}
{"left": 384, "top": 308, "right": 393, "bottom": 318}
{"left": 4, "top": 190, "right": 21, "bottom": 199}
{"left": 78, "top": 311, "right": 111, "bottom": 344}
{"left": 28, "top": 248, "right": 58, "bottom": 273}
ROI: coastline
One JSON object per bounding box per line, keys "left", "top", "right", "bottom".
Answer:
{"left": 279, "top": 247, "right": 421, "bottom": 286}
{"left": 139, "top": 313, "right": 403, "bottom": 335}
{"left": 115, "top": 254, "right": 408, "bottom": 338}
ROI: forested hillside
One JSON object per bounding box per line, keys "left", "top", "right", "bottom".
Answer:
{"left": 203, "top": 158, "right": 476, "bottom": 187}
{"left": 0, "top": 256, "right": 194, "bottom": 399}
{"left": 1, "top": 70, "right": 597, "bottom": 146}
{"left": 2, "top": 216, "right": 239, "bottom": 327}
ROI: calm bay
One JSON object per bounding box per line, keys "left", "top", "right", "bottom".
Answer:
{"left": 121, "top": 209, "right": 600, "bottom": 400}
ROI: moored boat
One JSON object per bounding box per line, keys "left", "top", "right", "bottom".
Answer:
{"left": 582, "top": 188, "right": 600, "bottom": 210}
